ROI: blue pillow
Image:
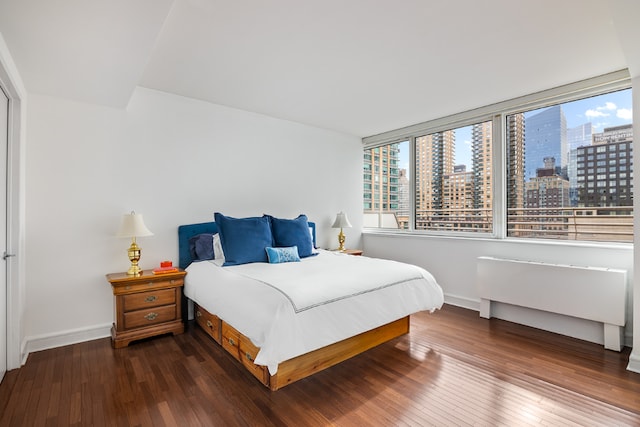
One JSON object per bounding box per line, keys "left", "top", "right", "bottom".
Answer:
{"left": 214, "top": 212, "right": 273, "bottom": 266}
{"left": 188, "top": 233, "right": 215, "bottom": 261}
{"left": 269, "top": 214, "right": 315, "bottom": 258}
{"left": 266, "top": 246, "right": 301, "bottom": 264}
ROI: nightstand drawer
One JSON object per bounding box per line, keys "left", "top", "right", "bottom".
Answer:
{"left": 123, "top": 288, "right": 175, "bottom": 311}
{"left": 113, "top": 278, "right": 184, "bottom": 295}
{"left": 124, "top": 304, "right": 176, "bottom": 329}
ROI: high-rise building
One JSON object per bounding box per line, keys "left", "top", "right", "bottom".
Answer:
{"left": 415, "top": 130, "right": 455, "bottom": 228}
{"left": 567, "top": 123, "right": 593, "bottom": 206}
{"left": 396, "top": 168, "right": 410, "bottom": 229}
{"left": 577, "top": 124, "right": 633, "bottom": 207}
{"left": 507, "top": 113, "right": 526, "bottom": 210}
{"left": 363, "top": 144, "right": 400, "bottom": 213}
{"left": 525, "top": 105, "right": 567, "bottom": 180}
{"left": 443, "top": 165, "right": 473, "bottom": 211}
{"left": 472, "top": 122, "right": 493, "bottom": 213}
{"left": 567, "top": 122, "right": 593, "bottom": 151}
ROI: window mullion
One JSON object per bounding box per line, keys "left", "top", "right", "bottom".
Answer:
{"left": 493, "top": 114, "right": 506, "bottom": 239}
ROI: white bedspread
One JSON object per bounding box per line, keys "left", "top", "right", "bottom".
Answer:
{"left": 184, "top": 250, "right": 443, "bottom": 375}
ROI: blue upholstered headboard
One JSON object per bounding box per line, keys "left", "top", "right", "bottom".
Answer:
{"left": 178, "top": 221, "right": 317, "bottom": 269}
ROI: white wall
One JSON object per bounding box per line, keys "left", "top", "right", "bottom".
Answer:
{"left": 23, "top": 87, "right": 362, "bottom": 354}
{"left": 364, "top": 231, "right": 633, "bottom": 347}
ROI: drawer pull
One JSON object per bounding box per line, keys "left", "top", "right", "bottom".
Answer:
{"left": 144, "top": 295, "right": 157, "bottom": 303}
{"left": 146, "top": 282, "right": 154, "bottom": 286}
{"left": 206, "top": 320, "right": 213, "bottom": 329}
{"left": 245, "top": 352, "right": 253, "bottom": 362}
{"left": 196, "top": 311, "right": 202, "bottom": 318}
{"left": 144, "top": 312, "right": 158, "bottom": 321}
{"left": 228, "top": 338, "right": 235, "bottom": 346}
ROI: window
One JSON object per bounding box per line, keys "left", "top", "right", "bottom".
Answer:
{"left": 363, "top": 140, "right": 409, "bottom": 229}
{"left": 506, "top": 88, "right": 633, "bottom": 242}
{"left": 363, "top": 71, "right": 633, "bottom": 243}
{"left": 415, "top": 122, "right": 492, "bottom": 233}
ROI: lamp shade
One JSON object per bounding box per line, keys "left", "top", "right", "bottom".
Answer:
{"left": 331, "top": 212, "right": 352, "bottom": 229}
{"left": 116, "top": 211, "right": 154, "bottom": 238}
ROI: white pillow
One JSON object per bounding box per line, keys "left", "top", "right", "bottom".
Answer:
{"left": 213, "top": 233, "right": 225, "bottom": 263}
{"left": 309, "top": 226, "right": 319, "bottom": 254}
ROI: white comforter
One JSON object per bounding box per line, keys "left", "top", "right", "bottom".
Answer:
{"left": 184, "top": 250, "right": 443, "bottom": 374}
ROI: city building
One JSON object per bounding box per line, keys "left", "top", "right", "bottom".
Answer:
{"left": 507, "top": 113, "right": 526, "bottom": 211}
{"left": 415, "top": 130, "right": 455, "bottom": 229}
{"left": 525, "top": 157, "right": 571, "bottom": 209}
{"left": 396, "top": 168, "right": 410, "bottom": 229}
{"left": 442, "top": 165, "right": 475, "bottom": 231}
{"left": 363, "top": 144, "right": 401, "bottom": 227}
{"left": 577, "top": 124, "right": 634, "bottom": 208}
{"left": 522, "top": 157, "right": 571, "bottom": 239}
{"left": 525, "top": 105, "right": 567, "bottom": 180}
{"left": 567, "top": 123, "right": 593, "bottom": 206}
{"left": 471, "top": 121, "right": 493, "bottom": 213}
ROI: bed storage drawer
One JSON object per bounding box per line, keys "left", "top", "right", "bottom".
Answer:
{"left": 221, "top": 322, "right": 241, "bottom": 361}
{"left": 194, "top": 304, "right": 221, "bottom": 344}
{"left": 239, "top": 337, "right": 268, "bottom": 384}
{"left": 221, "top": 321, "right": 268, "bottom": 384}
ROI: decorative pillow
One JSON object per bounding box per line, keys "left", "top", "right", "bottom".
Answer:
{"left": 266, "top": 246, "right": 301, "bottom": 264}
{"left": 188, "top": 233, "right": 215, "bottom": 261}
{"left": 214, "top": 212, "right": 273, "bottom": 266}
{"left": 269, "top": 214, "right": 315, "bottom": 258}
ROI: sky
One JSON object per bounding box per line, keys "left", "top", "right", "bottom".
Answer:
{"left": 397, "top": 88, "right": 633, "bottom": 176}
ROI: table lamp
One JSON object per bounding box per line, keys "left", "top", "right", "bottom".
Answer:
{"left": 116, "top": 211, "right": 153, "bottom": 276}
{"left": 331, "top": 211, "right": 352, "bottom": 252}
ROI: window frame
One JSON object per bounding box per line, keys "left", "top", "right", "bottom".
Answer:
{"left": 362, "top": 69, "right": 632, "bottom": 244}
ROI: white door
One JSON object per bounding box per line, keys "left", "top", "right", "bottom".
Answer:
{"left": 0, "top": 86, "right": 7, "bottom": 383}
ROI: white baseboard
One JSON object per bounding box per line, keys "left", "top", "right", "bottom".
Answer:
{"left": 443, "top": 293, "right": 480, "bottom": 311}
{"left": 22, "top": 323, "right": 112, "bottom": 363}
{"left": 627, "top": 351, "right": 640, "bottom": 373}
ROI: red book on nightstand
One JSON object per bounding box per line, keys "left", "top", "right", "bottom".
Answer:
{"left": 152, "top": 266, "right": 179, "bottom": 274}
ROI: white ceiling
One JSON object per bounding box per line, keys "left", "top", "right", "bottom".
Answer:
{"left": 0, "top": 0, "right": 638, "bottom": 137}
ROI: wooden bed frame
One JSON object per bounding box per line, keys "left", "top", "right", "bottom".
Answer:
{"left": 178, "top": 221, "right": 410, "bottom": 390}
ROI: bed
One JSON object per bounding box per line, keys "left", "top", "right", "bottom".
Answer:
{"left": 178, "top": 215, "right": 444, "bottom": 390}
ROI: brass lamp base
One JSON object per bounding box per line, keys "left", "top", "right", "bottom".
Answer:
{"left": 126, "top": 240, "right": 142, "bottom": 276}
{"left": 337, "top": 228, "right": 346, "bottom": 252}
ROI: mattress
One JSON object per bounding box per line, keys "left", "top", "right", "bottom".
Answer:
{"left": 184, "top": 250, "right": 444, "bottom": 374}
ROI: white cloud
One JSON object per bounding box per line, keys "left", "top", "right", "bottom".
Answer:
{"left": 585, "top": 109, "right": 609, "bottom": 118}
{"left": 597, "top": 102, "right": 617, "bottom": 111}
{"left": 464, "top": 139, "right": 471, "bottom": 146}
{"left": 617, "top": 108, "right": 633, "bottom": 120}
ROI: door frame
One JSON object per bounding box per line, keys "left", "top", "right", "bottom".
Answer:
{"left": 0, "top": 36, "right": 26, "bottom": 371}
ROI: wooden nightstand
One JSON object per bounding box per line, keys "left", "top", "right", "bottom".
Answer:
{"left": 343, "top": 249, "right": 363, "bottom": 256}
{"left": 106, "top": 269, "right": 186, "bottom": 348}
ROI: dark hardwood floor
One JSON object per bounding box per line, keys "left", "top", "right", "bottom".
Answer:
{"left": 1, "top": 304, "right": 639, "bottom": 426}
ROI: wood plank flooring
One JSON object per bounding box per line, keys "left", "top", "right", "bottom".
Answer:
{"left": 1, "top": 304, "right": 639, "bottom": 426}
